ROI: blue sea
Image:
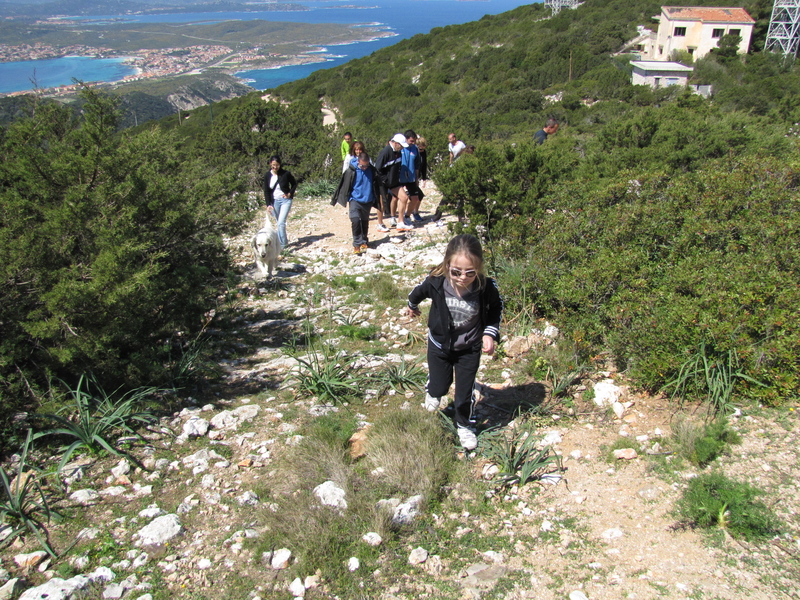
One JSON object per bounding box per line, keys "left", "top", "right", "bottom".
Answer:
{"left": 0, "top": 0, "right": 536, "bottom": 93}
{"left": 0, "top": 56, "right": 137, "bottom": 94}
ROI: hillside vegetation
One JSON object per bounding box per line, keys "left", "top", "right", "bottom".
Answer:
{"left": 270, "top": 0, "right": 799, "bottom": 405}
{"left": 2, "top": 0, "right": 799, "bottom": 430}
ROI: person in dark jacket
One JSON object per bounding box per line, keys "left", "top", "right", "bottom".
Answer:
{"left": 533, "top": 118, "right": 559, "bottom": 145}
{"left": 331, "top": 152, "right": 382, "bottom": 254}
{"left": 406, "top": 234, "right": 503, "bottom": 450}
{"left": 375, "top": 134, "right": 413, "bottom": 232}
{"left": 262, "top": 156, "right": 297, "bottom": 249}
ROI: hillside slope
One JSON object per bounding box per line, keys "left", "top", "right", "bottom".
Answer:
{"left": 274, "top": 0, "right": 770, "bottom": 145}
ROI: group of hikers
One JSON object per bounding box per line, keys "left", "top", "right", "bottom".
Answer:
{"left": 332, "top": 130, "right": 433, "bottom": 254}
{"left": 257, "top": 121, "right": 564, "bottom": 449}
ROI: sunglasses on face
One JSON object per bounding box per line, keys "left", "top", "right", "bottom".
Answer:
{"left": 449, "top": 268, "right": 477, "bottom": 278}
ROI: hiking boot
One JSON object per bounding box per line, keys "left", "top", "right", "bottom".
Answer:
{"left": 353, "top": 246, "right": 363, "bottom": 255}
{"left": 403, "top": 217, "right": 413, "bottom": 227}
{"left": 457, "top": 425, "right": 478, "bottom": 451}
{"left": 423, "top": 394, "right": 440, "bottom": 412}
{"left": 360, "top": 244, "right": 369, "bottom": 253}
{"left": 412, "top": 212, "right": 423, "bottom": 222}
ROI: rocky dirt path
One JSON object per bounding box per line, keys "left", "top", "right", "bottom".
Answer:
{"left": 4, "top": 194, "right": 799, "bottom": 600}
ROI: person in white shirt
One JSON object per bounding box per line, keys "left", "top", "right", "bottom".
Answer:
{"left": 448, "top": 133, "right": 467, "bottom": 166}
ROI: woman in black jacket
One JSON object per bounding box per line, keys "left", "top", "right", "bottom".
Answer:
{"left": 262, "top": 156, "right": 297, "bottom": 249}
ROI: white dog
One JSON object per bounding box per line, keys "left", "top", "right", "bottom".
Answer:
{"left": 251, "top": 214, "right": 281, "bottom": 278}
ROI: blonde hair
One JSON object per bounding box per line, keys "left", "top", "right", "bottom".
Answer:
{"left": 417, "top": 137, "right": 427, "bottom": 149}
{"left": 430, "top": 234, "right": 486, "bottom": 289}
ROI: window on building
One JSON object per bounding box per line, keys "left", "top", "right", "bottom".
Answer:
{"left": 712, "top": 28, "right": 725, "bottom": 38}
{"left": 654, "top": 77, "right": 661, "bottom": 88}
{"left": 688, "top": 47, "right": 695, "bottom": 55}
{"left": 729, "top": 29, "right": 741, "bottom": 37}
{"left": 674, "top": 27, "right": 687, "bottom": 36}
{"left": 665, "top": 77, "right": 680, "bottom": 86}
{"left": 659, "top": 45, "right": 664, "bottom": 55}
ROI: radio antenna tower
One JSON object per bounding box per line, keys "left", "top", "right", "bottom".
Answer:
{"left": 545, "top": 0, "right": 580, "bottom": 15}
{"left": 765, "top": 0, "right": 800, "bottom": 56}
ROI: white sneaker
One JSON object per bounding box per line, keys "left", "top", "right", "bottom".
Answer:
{"left": 390, "top": 217, "right": 397, "bottom": 227}
{"left": 457, "top": 425, "right": 478, "bottom": 450}
{"left": 396, "top": 223, "right": 413, "bottom": 232}
{"left": 376, "top": 223, "right": 389, "bottom": 233}
{"left": 423, "top": 394, "right": 440, "bottom": 412}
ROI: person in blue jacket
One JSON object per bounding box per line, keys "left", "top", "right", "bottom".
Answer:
{"left": 331, "top": 152, "right": 381, "bottom": 254}
{"left": 406, "top": 234, "right": 503, "bottom": 450}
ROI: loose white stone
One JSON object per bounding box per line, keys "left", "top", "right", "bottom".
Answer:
{"left": 271, "top": 548, "right": 292, "bottom": 569}
{"left": 408, "top": 547, "right": 428, "bottom": 565}
{"left": 138, "top": 505, "right": 165, "bottom": 519}
{"left": 347, "top": 557, "right": 360, "bottom": 572}
{"left": 87, "top": 567, "right": 116, "bottom": 583}
{"left": 313, "top": 481, "right": 347, "bottom": 511}
{"left": 110, "top": 459, "right": 131, "bottom": 479}
{"left": 569, "top": 592, "right": 589, "bottom": 600}
{"left": 362, "top": 532, "right": 382, "bottom": 546}
{"left": 134, "top": 514, "right": 183, "bottom": 547}
{"left": 182, "top": 417, "right": 209, "bottom": 437}
{"left": 19, "top": 576, "right": 89, "bottom": 600}
{"left": 601, "top": 527, "right": 624, "bottom": 541}
{"left": 197, "top": 558, "right": 212, "bottom": 570}
{"left": 70, "top": 489, "right": 100, "bottom": 505}
{"left": 541, "top": 431, "right": 562, "bottom": 447}
{"left": 102, "top": 583, "right": 125, "bottom": 599}
{"left": 288, "top": 577, "right": 305, "bottom": 597}
{"left": 593, "top": 379, "right": 623, "bottom": 407}
{"left": 237, "top": 491, "right": 259, "bottom": 506}
{"left": 540, "top": 520, "right": 554, "bottom": 532}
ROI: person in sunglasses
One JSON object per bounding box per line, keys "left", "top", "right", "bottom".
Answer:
{"left": 406, "top": 234, "right": 503, "bottom": 451}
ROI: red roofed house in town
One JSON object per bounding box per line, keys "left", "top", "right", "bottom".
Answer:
{"left": 649, "top": 6, "right": 755, "bottom": 60}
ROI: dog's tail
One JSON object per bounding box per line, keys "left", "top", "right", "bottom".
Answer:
{"left": 264, "top": 211, "right": 277, "bottom": 232}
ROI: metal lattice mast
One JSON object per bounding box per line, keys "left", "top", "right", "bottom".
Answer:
{"left": 544, "top": 0, "right": 580, "bottom": 16}
{"left": 765, "top": 0, "right": 800, "bottom": 56}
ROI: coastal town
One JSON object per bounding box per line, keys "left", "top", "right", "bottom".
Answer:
{"left": 0, "top": 41, "right": 332, "bottom": 97}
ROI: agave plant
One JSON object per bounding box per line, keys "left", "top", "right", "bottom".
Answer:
{"left": 0, "top": 430, "right": 60, "bottom": 557}
{"left": 480, "top": 423, "right": 563, "bottom": 489}
{"left": 371, "top": 355, "right": 427, "bottom": 394}
{"left": 34, "top": 374, "right": 159, "bottom": 475}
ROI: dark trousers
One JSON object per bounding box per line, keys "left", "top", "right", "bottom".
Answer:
{"left": 349, "top": 200, "right": 371, "bottom": 247}
{"left": 426, "top": 340, "right": 481, "bottom": 428}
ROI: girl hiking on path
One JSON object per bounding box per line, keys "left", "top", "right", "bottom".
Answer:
{"left": 406, "top": 234, "right": 503, "bottom": 450}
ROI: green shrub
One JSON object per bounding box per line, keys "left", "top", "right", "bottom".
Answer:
{"left": 673, "top": 417, "right": 741, "bottom": 467}
{"left": 677, "top": 472, "right": 781, "bottom": 540}
{"left": 0, "top": 88, "right": 251, "bottom": 422}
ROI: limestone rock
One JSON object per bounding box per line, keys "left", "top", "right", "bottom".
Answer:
{"left": 593, "top": 379, "right": 623, "bottom": 407}
{"left": 613, "top": 448, "right": 638, "bottom": 460}
{"left": 182, "top": 417, "right": 209, "bottom": 438}
{"left": 288, "top": 577, "right": 305, "bottom": 597}
{"left": 19, "top": 576, "right": 89, "bottom": 600}
{"left": 313, "top": 481, "right": 347, "bottom": 511}
{"left": 362, "top": 532, "right": 382, "bottom": 546}
{"left": 408, "top": 547, "right": 428, "bottom": 565}
{"left": 271, "top": 548, "right": 292, "bottom": 569}
{"left": 0, "top": 578, "right": 23, "bottom": 600}
{"left": 14, "top": 551, "right": 47, "bottom": 570}
{"left": 134, "top": 514, "right": 183, "bottom": 547}
{"left": 70, "top": 489, "right": 100, "bottom": 505}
